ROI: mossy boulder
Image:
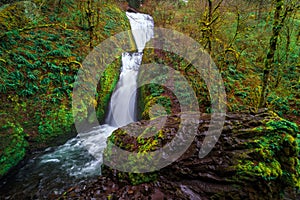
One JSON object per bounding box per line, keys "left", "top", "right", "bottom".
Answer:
{"left": 95, "top": 58, "right": 123, "bottom": 124}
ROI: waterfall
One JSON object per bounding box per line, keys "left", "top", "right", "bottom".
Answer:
{"left": 0, "top": 11, "right": 155, "bottom": 197}
{"left": 106, "top": 12, "right": 154, "bottom": 127}
{"left": 79, "top": 11, "right": 154, "bottom": 162}
{"left": 76, "top": 11, "right": 154, "bottom": 172}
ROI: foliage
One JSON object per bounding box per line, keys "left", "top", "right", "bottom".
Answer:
{"left": 0, "top": 117, "right": 28, "bottom": 177}
{"left": 0, "top": 0, "right": 299, "bottom": 191}
{"left": 136, "top": 0, "right": 300, "bottom": 119}
{"left": 0, "top": 1, "right": 33, "bottom": 34}
{"left": 116, "top": 171, "right": 158, "bottom": 185}
{"left": 36, "top": 105, "right": 74, "bottom": 143}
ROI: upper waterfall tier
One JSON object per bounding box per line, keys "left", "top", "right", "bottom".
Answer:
{"left": 126, "top": 11, "right": 154, "bottom": 52}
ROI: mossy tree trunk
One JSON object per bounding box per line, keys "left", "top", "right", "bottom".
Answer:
{"left": 259, "top": 0, "right": 298, "bottom": 108}
{"left": 207, "top": 0, "right": 213, "bottom": 54}
{"left": 86, "top": 0, "right": 95, "bottom": 50}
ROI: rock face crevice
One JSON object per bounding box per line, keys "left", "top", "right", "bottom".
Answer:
{"left": 64, "top": 109, "right": 299, "bottom": 199}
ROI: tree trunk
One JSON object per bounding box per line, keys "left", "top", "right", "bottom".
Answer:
{"left": 259, "top": 0, "right": 284, "bottom": 107}
{"left": 86, "top": 0, "right": 94, "bottom": 50}
{"left": 207, "top": 0, "right": 212, "bottom": 54}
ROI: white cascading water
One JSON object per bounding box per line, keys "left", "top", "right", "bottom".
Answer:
{"left": 106, "top": 12, "right": 154, "bottom": 127}
{"left": 104, "top": 53, "right": 142, "bottom": 127}
{"left": 0, "top": 11, "right": 154, "bottom": 197}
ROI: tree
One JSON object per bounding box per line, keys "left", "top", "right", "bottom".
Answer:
{"left": 78, "top": 0, "right": 98, "bottom": 50}
{"left": 199, "top": 0, "right": 223, "bottom": 54}
{"left": 259, "top": 0, "right": 299, "bottom": 107}
{"left": 86, "top": 0, "right": 95, "bottom": 50}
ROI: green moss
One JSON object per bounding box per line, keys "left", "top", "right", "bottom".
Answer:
{"left": 96, "top": 58, "right": 122, "bottom": 123}
{"left": 104, "top": 124, "right": 163, "bottom": 185}
{"left": 115, "top": 170, "right": 157, "bottom": 185}
{"left": 236, "top": 114, "right": 300, "bottom": 190}
{"left": 138, "top": 138, "right": 159, "bottom": 152}
{"left": 36, "top": 105, "right": 74, "bottom": 143}
{"left": 140, "top": 95, "right": 172, "bottom": 120}
{"left": 237, "top": 160, "right": 282, "bottom": 181}
{"left": 128, "top": 172, "right": 157, "bottom": 185}
{"left": 266, "top": 118, "right": 299, "bottom": 136}
{"left": 0, "top": 117, "right": 28, "bottom": 176}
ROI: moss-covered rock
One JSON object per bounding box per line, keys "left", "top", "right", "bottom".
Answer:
{"left": 95, "top": 58, "right": 122, "bottom": 124}
{"left": 234, "top": 114, "right": 300, "bottom": 193}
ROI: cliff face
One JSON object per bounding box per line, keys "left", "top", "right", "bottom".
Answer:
{"left": 64, "top": 109, "right": 299, "bottom": 199}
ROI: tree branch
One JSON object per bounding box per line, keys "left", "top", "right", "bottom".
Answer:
{"left": 213, "top": 0, "right": 224, "bottom": 14}
{"left": 0, "top": 23, "right": 76, "bottom": 39}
